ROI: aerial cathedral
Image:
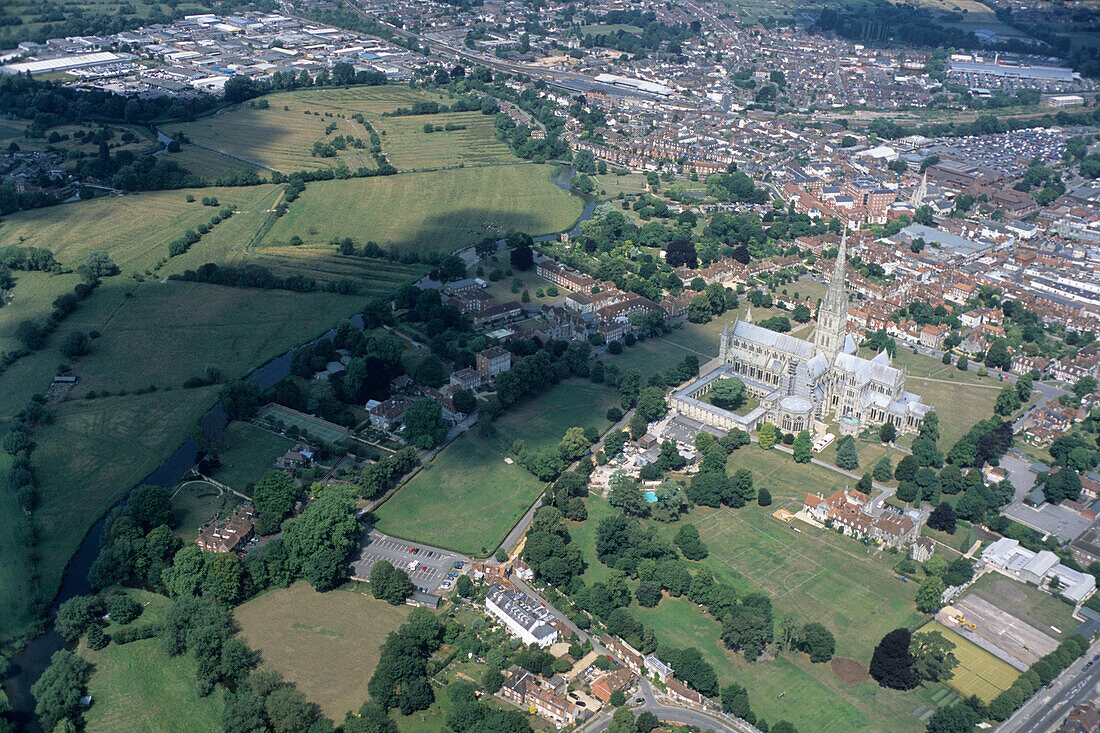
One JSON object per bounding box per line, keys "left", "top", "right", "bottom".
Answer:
{"left": 671, "top": 233, "right": 931, "bottom": 436}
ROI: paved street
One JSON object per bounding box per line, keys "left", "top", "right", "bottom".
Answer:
{"left": 351, "top": 528, "right": 468, "bottom": 594}
{"left": 575, "top": 680, "right": 759, "bottom": 733}
{"left": 997, "top": 641, "right": 1100, "bottom": 733}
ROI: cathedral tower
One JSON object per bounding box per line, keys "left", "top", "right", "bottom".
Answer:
{"left": 813, "top": 229, "right": 849, "bottom": 362}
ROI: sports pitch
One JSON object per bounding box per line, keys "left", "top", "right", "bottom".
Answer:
{"left": 916, "top": 622, "right": 1019, "bottom": 702}
{"left": 258, "top": 404, "right": 350, "bottom": 444}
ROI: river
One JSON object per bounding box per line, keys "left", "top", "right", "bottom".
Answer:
{"left": 3, "top": 167, "right": 594, "bottom": 729}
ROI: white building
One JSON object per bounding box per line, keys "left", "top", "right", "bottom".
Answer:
{"left": 485, "top": 585, "right": 559, "bottom": 647}
{"left": 981, "top": 538, "right": 1095, "bottom": 603}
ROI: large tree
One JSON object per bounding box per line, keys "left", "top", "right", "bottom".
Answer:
{"left": 869, "top": 628, "right": 918, "bottom": 690}
{"left": 404, "top": 398, "right": 447, "bottom": 449}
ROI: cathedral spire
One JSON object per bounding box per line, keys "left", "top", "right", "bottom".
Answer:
{"left": 813, "top": 229, "right": 849, "bottom": 361}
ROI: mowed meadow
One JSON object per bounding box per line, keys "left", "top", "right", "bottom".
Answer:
{"left": 263, "top": 165, "right": 581, "bottom": 256}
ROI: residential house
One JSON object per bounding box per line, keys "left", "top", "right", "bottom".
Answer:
{"left": 476, "top": 346, "right": 513, "bottom": 379}
{"left": 590, "top": 667, "right": 636, "bottom": 704}
{"left": 643, "top": 653, "right": 672, "bottom": 683}
{"left": 277, "top": 444, "right": 314, "bottom": 473}
{"left": 449, "top": 367, "right": 482, "bottom": 391}
{"left": 600, "top": 634, "right": 644, "bottom": 675}
{"left": 500, "top": 667, "right": 578, "bottom": 725}
{"left": 196, "top": 506, "right": 257, "bottom": 553}
{"left": 665, "top": 679, "right": 706, "bottom": 709}
{"left": 369, "top": 396, "right": 415, "bottom": 431}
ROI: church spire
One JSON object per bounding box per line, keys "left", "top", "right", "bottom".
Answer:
{"left": 813, "top": 229, "right": 849, "bottom": 361}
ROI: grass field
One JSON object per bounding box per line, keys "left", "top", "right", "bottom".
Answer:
{"left": 0, "top": 185, "right": 280, "bottom": 274}
{"left": 209, "top": 421, "right": 299, "bottom": 494}
{"left": 80, "top": 590, "right": 225, "bottom": 732}
{"left": 374, "top": 427, "right": 545, "bottom": 556}
{"left": 235, "top": 581, "right": 410, "bottom": 720}
{"left": 634, "top": 593, "right": 937, "bottom": 733}
{"left": 160, "top": 143, "right": 262, "bottom": 181}
{"left": 373, "top": 111, "right": 518, "bottom": 171}
{"left": 963, "top": 573, "right": 1077, "bottom": 637}
{"left": 163, "top": 86, "right": 485, "bottom": 174}
{"left": 916, "top": 622, "right": 1018, "bottom": 702}
{"left": 493, "top": 380, "right": 619, "bottom": 452}
{"left": 376, "top": 379, "right": 615, "bottom": 555}
{"left": 0, "top": 277, "right": 375, "bottom": 641}
{"left": 0, "top": 271, "right": 85, "bottom": 353}
{"left": 170, "top": 481, "right": 243, "bottom": 541}
{"left": 264, "top": 165, "right": 581, "bottom": 257}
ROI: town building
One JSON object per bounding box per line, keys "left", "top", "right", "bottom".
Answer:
{"left": 500, "top": 667, "right": 578, "bottom": 725}
{"left": 485, "top": 584, "right": 559, "bottom": 647}
{"left": 982, "top": 537, "right": 1095, "bottom": 603}
{"left": 476, "top": 346, "right": 513, "bottom": 379}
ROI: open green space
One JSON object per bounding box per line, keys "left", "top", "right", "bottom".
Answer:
{"left": 373, "top": 111, "right": 519, "bottom": 171}
{"left": 916, "top": 622, "right": 1018, "bottom": 702}
{"left": 160, "top": 143, "right": 262, "bottom": 182}
{"left": 79, "top": 589, "right": 224, "bottom": 733}
{"left": 579, "top": 23, "right": 643, "bottom": 35}
{"left": 963, "top": 573, "right": 1077, "bottom": 637}
{"left": 920, "top": 521, "right": 976, "bottom": 555}
{"left": 374, "top": 427, "right": 544, "bottom": 557}
{"left": 170, "top": 481, "right": 243, "bottom": 542}
{"left": 0, "top": 184, "right": 280, "bottom": 274}
{"left": 163, "top": 85, "right": 489, "bottom": 174}
{"left": 64, "top": 281, "right": 364, "bottom": 394}
{"left": 0, "top": 271, "right": 84, "bottom": 353}
{"left": 0, "top": 120, "right": 159, "bottom": 161}
{"left": 376, "top": 379, "right": 614, "bottom": 555}
{"left": 235, "top": 581, "right": 410, "bottom": 721}
{"left": 493, "top": 380, "right": 619, "bottom": 452}
{"left": 635, "top": 594, "right": 935, "bottom": 733}
{"left": 208, "top": 422, "right": 297, "bottom": 494}
{"left": 0, "top": 276, "right": 376, "bottom": 641}
{"left": 264, "top": 165, "right": 581, "bottom": 257}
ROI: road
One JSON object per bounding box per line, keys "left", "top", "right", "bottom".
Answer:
{"left": 997, "top": 640, "right": 1100, "bottom": 733}
{"left": 574, "top": 679, "right": 760, "bottom": 733}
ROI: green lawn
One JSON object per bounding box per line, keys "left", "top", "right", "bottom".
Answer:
{"left": 209, "top": 422, "right": 298, "bottom": 495}
{"left": 493, "top": 380, "right": 619, "bottom": 452}
{"left": 80, "top": 590, "right": 225, "bottom": 733}
{"left": 579, "top": 441, "right": 934, "bottom": 732}
{"left": 235, "top": 581, "right": 410, "bottom": 721}
{"left": 264, "top": 165, "right": 582, "bottom": 257}
{"left": 376, "top": 379, "right": 615, "bottom": 556}
{"left": 0, "top": 271, "right": 84, "bottom": 353}
{"left": 963, "top": 573, "right": 1078, "bottom": 637}
{"left": 373, "top": 111, "right": 519, "bottom": 171}
{"left": 374, "top": 427, "right": 544, "bottom": 557}
{"left": 635, "top": 595, "right": 937, "bottom": 733}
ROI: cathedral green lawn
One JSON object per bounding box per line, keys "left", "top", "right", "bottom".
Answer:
{"left": 80, "top": 592, "right": 225, "bottom": 732}
{"left": 263, "top": 165, "right": 582, "bottom": 257}
{"left": 494, "top": 380, "right": 619, "bottom": 452}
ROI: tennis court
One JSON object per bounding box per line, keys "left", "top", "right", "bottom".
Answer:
{"left": 257, "top": 404, "right": 349, "bottom": 443}
{"left": 916, "top": 622, "right": 1019, "bottom": 702}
